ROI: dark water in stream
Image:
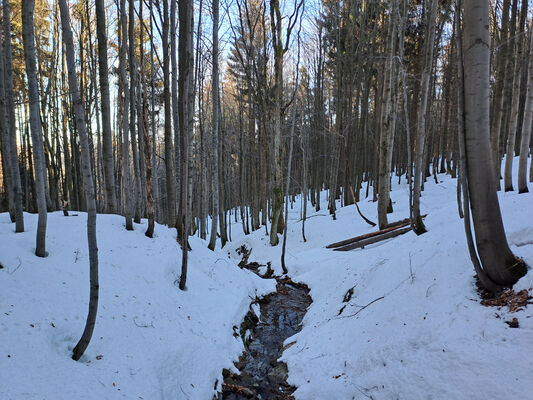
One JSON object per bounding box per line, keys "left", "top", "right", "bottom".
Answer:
{"left": 219, "top": 276, "right": 312, "bottom": 400}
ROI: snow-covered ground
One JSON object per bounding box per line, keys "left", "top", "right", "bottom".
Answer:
{"left": 0, "top": 212, "right": 275, "bottom": 399}
{"left": 227, "top": 158, "right": 533, "bottom": 400}
{"left": 1, "top": 157, "right": 532, "bottom": 400}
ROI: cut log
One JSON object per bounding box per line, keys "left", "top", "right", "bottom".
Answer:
{"left": 326, "top": 221, "right": 410, "bottom": 249}
{"left": 350, "top": 186, "right": 376, "bottom": 227}
{"left": 333, "top": 227, "right": 412, "bottom": 252}
{"left": 384, "top": 215, "right": 426, "bottom": 230}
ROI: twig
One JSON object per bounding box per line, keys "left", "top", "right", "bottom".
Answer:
{"left": 296, "top": 213, "right": 327, "bottom": 222}
{"left": 73, "top": 249, "right": 80, "bottom": 263}
{"left": 8, "top": 257, "right": 22, "bottom": 275}
{"left": 133, "top": 318, "right": 155, "bottom": 328}
{"left": 336, "top": 296, "right": 385, "bottom": 319}
{"left": 350, "top": 186, "right": 376, "bottom": 227}
{"left": 409, "top": 252, "right": 415, "bottom": 284}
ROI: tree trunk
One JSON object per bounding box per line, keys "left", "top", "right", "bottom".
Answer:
{"left": 119, "top": 0, "right": 133, "bottom": 230}
{"left": 58, "top": 0, "right": 99, "bottom": 361}
{"left": 2, "top": 0, "right": 23, "bottom": 232}
{"left": 22, "top": 0, "right": 47, "bottom": 257}
{"left": 95, "top": 0, "right": 117, "bottom": 213}
{"left": 412, "top": 0, "right": 438, "bottom": 235}
{"left": 208, "top": 0, "right": 220, "bottom": 251}
{"left": 462, "top": 0, "right": 526, "bottom": 288}
{"left": 178, "top": 0, "right": 193, "bottom": 290}
{"left": 163, "top": 0, "right": 176, "bottom": 227}
{"left": 518, "top": 21, "right": 533, "bottom": 193}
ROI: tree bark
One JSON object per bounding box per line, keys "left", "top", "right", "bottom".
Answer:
{"left": 178, "top": 0, "right": 193, "bottom": 290}
{"left": 412, "top": 0, "right": 438, "bottom": 235}
{"left": 462, "top": 0, "right": 526, "bottom": 288}
{"left": 119, "top": 0, "right": 133, "bottom": 230}
{"left": 163, "top": 0, "right": 176, "bottom": 227}
{"left": 58, "top": 0, "right": 99, "bottom": 361}
{"left": 518, "top": 21, "right": 533, "bottom": 193}
{"left": 22, "top": 0, "right": 47, "bottom": 256}
{"left": 208, "top": 0, "right": 220, "bottom": 251}
{"left": 95, "top": 0, "right": 117, "bottom": 213}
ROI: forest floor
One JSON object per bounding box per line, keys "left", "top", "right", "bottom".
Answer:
{"left": 1, "top": 157, "right": 533, "bottom": 400}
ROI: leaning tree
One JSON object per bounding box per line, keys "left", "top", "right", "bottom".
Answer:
{"left": 460, "top": 0, "right": 527, "bottom": 290}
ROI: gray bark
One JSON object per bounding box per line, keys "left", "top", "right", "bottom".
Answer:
{"left": 208, "top": 0, "right": 220, "bottom": 251}
{"left": 178, "top": 0, "right": 193, "bottom": 290}
{"left": 412, "top": 0, "right": 438, "bottom": 235}
{"left": 22, "top": 0, "right": 47, "bottom": 256}
{"left": 119, "top": 0, "right": 133, "bottom": 230}
{"left": 163, "top": 0, "right": 176, "bottom": 227}
{"left": 58, "top": 0, "right": 99, "bottom": 361}
{"left": 95, "top": 0, "right": 117, "bottom": 213}
{"left": 462, "top": 0, "right": 526, "bottom": 287}
{"left": 518, "top": 21, "right": 533, "bottom": 193}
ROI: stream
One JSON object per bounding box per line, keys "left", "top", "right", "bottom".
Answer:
{"left": 218, "top": 261, "right": 312, "bottom": 400}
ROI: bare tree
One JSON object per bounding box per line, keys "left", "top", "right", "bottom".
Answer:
{"left": 208, "top": 0, "right": 220, "bottom": 251}
{"left": 461, "top": 0, "right": 527, "bottom": 289}
{"left": 518, "top": 20, "right": 533, "bottom": 193}
{"left": 58, "top": 0, "right": 99, "bottom": 361}
{"left": 178, "top": 0, "right": 193, "bottom": 290}
{"left": 119, "top": 0, "right": 133, "bottom": 230}
{"left": 95, "top": 0, "right": 117, "bottom": 213}
{"left": 22, "top": 0, "right": 47, "bottom": 257}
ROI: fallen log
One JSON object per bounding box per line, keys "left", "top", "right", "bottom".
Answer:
{"left": 349, "top": 186, "right": 376, "bottom": 227}
{"left": 383, "top": 214, "right": 426, "bottom": 230}
{"left": 326, "top": 221, "right": 410, "bottom": 249}
{"left": 333, "top": 226, "right": 412, "bottom": 252}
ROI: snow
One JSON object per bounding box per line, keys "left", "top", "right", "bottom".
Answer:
{"left": 0, "top": 212, "right": 276, "bottom": 399}
{"left": 226, "top": 157, "right": 533, "bottom": 400}
{"left": 1, "top": 156, "right": 533, "bottom": 399}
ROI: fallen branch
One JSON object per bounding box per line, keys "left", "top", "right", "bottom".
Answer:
{"left": 133, "top": 318, "right": 155, "bottom": 328}
{"left": 326, "top": 222, "right": 410, "bottom": 249}
{"left": 333, "top": 226, "right": 412, "bottom": 251}
{"left": 350, "top": 186, "right": 376, "bottom": 227}
{"left": 337, "top": 296, "right": 385, "bottom": 319}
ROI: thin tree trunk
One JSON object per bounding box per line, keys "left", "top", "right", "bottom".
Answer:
{"left": 22, "top": 0, "right": 47, "bottom": 257}
{"left": 119, "top": 0, "right": 133, "bottom": 230}
{"left": 208, "top": 0, "right": 220, "bottom": 251}
{"left": 412, "top": 0, "right": 438, "bottom": 235}
{"left": 2, "top": 0, "right": 22, "bottom": 232}
{"left": 58, "top": 0, "right": 99, "bottom": 361}
{"left": 518, "top": 21, "right": 533, "bottom": 193}
{"left": 95, "top": 0, "right": 117, "bottom": 213}
{"left": 178, "top": 0, "right": 193, "bottom": 290}
{"left": 281, "top": 102, "right": 296, "bottom": 274}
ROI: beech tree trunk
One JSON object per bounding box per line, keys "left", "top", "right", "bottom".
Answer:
{"left": 518, "top": 21, "right": 533, "bottom": 193}
{"left": 208, "top": 0, "right": 220, "bottom": 251}
{"left": 95, "top": 0, "right": 117, "bottom": 213}
{"left": 163, "top": 0, "right": 176, "bottom": 227}
{"left": 462, "top": 0, "right": 526, "bottom": 287}
{"left": 58, "top": 0, "right": 99, "bottom": 361}
{"left": 412, "top": 0, "right": 438, "bottom": 235}
{"left": 22, "top": 0, "right": 47, "bottom": 257}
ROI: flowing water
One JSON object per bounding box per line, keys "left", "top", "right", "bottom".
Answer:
{"left": 219, "top": 273, "right": 312, "bottom": 400}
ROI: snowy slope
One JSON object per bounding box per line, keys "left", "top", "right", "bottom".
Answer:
{"left": 227, "top": 158, "right": 533, "bottom": 400}
{"left": 0, "top": 212, "right": 276, "bottom": 400}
